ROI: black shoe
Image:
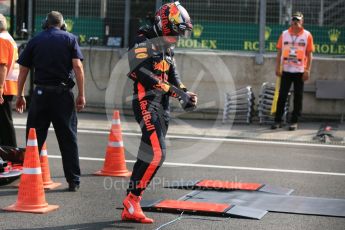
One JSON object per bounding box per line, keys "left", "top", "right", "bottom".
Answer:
{"left": 288, "top": 123, "right": 298, "bottom": 131}
{"left": 270, "top": 122, "right": 282, "bottom": 130}
{"left": 67, "top": 183, "right": 80, "bottom": 192}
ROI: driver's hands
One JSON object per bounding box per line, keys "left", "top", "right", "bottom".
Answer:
{"left": 187, "top": 91, "right": 197, "bottom": 106}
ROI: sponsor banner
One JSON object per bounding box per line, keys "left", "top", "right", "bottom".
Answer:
{"left": 34, "top": 16, "right": 104, "bottom": 45}
{"left": 177, "top": 21, "right": 345, "bottom": 55}
{"left": 31, "top": 16, "right": 344, "bottom": 55}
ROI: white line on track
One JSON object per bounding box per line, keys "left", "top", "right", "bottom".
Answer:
{"left": 15, "top": 125, "right": 345, "bottom": 150}
{"left": 48, "top": 155, "right": 345, "bottom": 177}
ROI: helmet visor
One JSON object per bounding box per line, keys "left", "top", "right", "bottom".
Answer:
{"left": 175, "top": 22, "right": 192, "bottom": 38}
{"left": 182, "top": 29, "right": 192, "bottom": 38}
{"left": 174, "top": 3, "right": 193, "bottom": 38}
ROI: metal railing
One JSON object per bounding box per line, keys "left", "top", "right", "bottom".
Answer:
{"left": 1, "top": 0, "right": 344, "bottom": 56}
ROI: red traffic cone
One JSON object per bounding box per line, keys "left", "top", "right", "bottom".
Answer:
{"left": 94, "top": 110, "right": 131, "bottom": 177}
{"left": 40, "top": 142, "right": 61, "bottom": 190}
{"left": 3, "top": 128, "right": 59, "bottom": 213}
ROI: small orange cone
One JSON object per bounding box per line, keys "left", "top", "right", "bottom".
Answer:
{"left": 94, "top": 110, "right": 131, "bottom": 177}
{"left": 40, "top": 142, "right": 62, "bottom": 190}
{"left": 3, "top": 128, "right": 59, "bottom": 213}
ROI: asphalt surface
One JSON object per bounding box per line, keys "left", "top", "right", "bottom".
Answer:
{"left": 1, "top": 123, "right": 345, "bottom": 230}
{"left": 11, "top": 112, "right": 345, "bottom": 144}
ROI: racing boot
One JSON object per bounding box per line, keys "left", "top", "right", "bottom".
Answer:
{"left": 121, "top": 192, "right": 154, "bottom": 224}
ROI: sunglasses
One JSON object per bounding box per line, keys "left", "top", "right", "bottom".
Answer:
{"left": 291, "top": 17, "right": 301, "bottom": 22}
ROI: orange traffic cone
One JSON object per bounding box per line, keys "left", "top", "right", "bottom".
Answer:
{"left": 40, "top": 142, "right": 61, "bottom": 190}
{"left": 94, "top": 110, "right": 131, "bottom": 177}
{"left": 3, "top": 128, "right": 59, "bottom": 213}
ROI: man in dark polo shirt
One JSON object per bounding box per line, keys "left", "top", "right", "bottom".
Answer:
{"left": 15, "top": 11, "right": 85, "bottom": 191}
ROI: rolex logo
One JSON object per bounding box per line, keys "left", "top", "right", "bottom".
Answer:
{"left": 65, "top": 19, "right": 74, "bottom": 32}
{"left": 328, "top": 29, "right": 341, "bottom": 43}
{"left": 192, "top": 24, "right": 203, "bottom": 38}
{"left": 79, "top": 34, "right": 86, "bottom": 44}
{"left": 265, "top": 26, "right": 272, "bottom": 41}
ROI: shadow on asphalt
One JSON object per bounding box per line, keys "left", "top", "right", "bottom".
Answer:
{"left": 49, "top": 173, "right": 112, "bottom": 179}
{"left": 0, "top": 188, "right": 18, "bottom": 196}
{"left": 6, "top": 220, "right": 135, "bottom": 230}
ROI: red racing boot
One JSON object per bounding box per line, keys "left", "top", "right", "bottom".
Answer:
{"left": 121, "top": 192, "right": 154, "bottom": 224}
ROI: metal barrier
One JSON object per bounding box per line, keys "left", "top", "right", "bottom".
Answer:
{"left": 257, "top": 82, "right": 290, "bottom": 125}
{"left": 222, "top": 86, "right": 255, "bottom": 124}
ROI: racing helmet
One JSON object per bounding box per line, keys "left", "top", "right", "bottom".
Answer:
{"left": 155, "top": 1, "right": 193, "bottom": 43}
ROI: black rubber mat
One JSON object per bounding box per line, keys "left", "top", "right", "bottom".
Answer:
{"left": 182, "top": 190, "right": 345, "bottom": 218}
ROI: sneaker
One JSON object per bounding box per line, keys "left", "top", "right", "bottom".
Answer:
{"left": 270, "top": 122, "right": 282, "bottom": 130}
{"left": 121, "top": 193, "right": 154, "bottom": 224}
{"left": 289, "top": 123, "right": 298, "bottom": 131}
{"left": 67, "top": 183, "right": 80, "bottom": 192}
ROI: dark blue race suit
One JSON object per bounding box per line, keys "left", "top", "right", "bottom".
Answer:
{"left": 127, "top": 26, "right": 187, "bottom": 196}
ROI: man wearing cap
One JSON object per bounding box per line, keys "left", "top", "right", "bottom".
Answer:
{"left": 271, "top": 12, "right": 314, "bottom": 131}
{"left": 0, "top": 14, "right": 19, "bottom": 147}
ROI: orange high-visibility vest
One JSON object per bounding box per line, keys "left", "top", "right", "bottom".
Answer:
{"left": 0, "top": 31, "right": 19, "bottom": 96}
{"left": 277, "top": 28, "right": 314, "bottom": 73}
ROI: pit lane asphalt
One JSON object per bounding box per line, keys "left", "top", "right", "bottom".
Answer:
{"left": 1, "top": 128, "right": 345, "bottom": 230}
